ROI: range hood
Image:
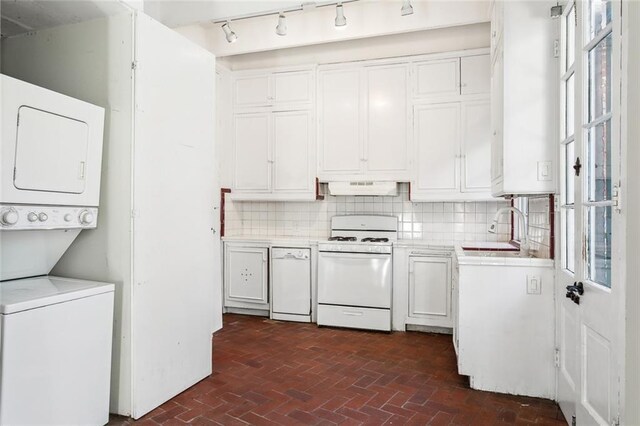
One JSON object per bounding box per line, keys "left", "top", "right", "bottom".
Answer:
{"left": 327, "top": 181, "right": 399, "bottom": 196}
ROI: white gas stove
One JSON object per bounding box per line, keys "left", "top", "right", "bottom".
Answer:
{"left": 317, "top": 215, "right": 398, "bottom": 331}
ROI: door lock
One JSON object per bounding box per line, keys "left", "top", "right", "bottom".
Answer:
{"left": 565, "top": 281, "right": 584, "bottom": 305}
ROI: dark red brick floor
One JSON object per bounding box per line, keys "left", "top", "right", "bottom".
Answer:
{"left": 110, "top": 314, "right": 565, "bottom": 425}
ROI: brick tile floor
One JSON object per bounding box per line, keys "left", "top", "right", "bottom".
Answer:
{"left": 109, "top": 314, "right": 565, "bottom": 425}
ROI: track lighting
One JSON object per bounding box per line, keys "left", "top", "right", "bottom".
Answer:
{"left": 335, "top": 2, "right": 347, "bottom": 27}
{"left": 276, "top": 13, "right": 287, "bottom": 36}
{"left": 222, "top": 21, "right": 237, "bottom": 43}
{"left": 401, "top": 0, "right": 414, "bottom": 16}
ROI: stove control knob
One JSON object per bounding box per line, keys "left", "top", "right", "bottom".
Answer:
{"left": 28, "top": 212, "right": 38, "bottom": 222}
{"left": 79, "top": 210, "right": 94, "bottom": 225}
{"left": 64, "top": 214, "right": 73, "bottom": 222}
{"left": 0, "top": 209, "right": 19, "bottom": 226}
{"left": 38, "top": 212, "right": 48, "bottom": 222}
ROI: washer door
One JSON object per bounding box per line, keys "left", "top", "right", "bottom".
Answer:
{"left": 14, "top": 106, "right": 89, "bottom": 194}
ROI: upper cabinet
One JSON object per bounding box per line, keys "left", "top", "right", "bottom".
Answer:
{"left": 490, "top": 1, "right": 556, "bottom": 196}
{"left": 232, "top": 110, "right": 314, "bottom": 200}
{"left": 318, "top": 62, "right": 410, "bottom": 181}
{"left": 233, "top": 68, "right": 314, "bottom": 110}
{"left": 411, "top": 51, "right": 492, "bottom": 201}
{"left": 231, "top": 66, "right": 316, "bottom": 200}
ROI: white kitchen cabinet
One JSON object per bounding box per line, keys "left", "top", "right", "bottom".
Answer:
{"left": 412, "top": 100, "right": 492, "bottom": 201}
{"left": 456, "top": 252, "right": 555, "bottom": 398}
{"left": 233, "top": 112, "right": 270, "bottom": 192}
{"left": 413, "top": 58, "right": 460, "bottom": 98}
{"left": 460, "top": 55, "right": 491, "bottom": 95}
{"left": 318, "top": 63, "right": 410, "bottom": 181}
{"left": 414, "top": 103, "right": 460, "bottom": 194}
{"left": 408, "top": 256, "right": 453, "bottom": 328}
{"left": 461, "top": 100, "right": 492, "bottom": 193}
{"left": 364, "top": 64, "right": 410, "bottom": 177}
{"left": 224, "top": 245, "right": 269, "bottom": 311}
{"left": 490, "top": 0, "right": 556, "bottom": 196}
{"left": 318, "top": 68, "right": 362, "bottom": 176}
{"left": 233, "top": 68, "right": 313, "bottom": 109}
{"left": 232, "top": 110, "right": 314, "bottom": 200}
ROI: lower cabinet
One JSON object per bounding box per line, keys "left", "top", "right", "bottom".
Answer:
{"left": 224, "top": 244, "right": 269, "bottom": 312}
{"left": 408, "top": 255, "right": 453, "bottom": 328}
{"left": 392, "top": 246, "right": 454, "bottom": 331}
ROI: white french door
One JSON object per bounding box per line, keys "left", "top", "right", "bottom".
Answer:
{"left": 557, "top": 1, "right": 624, "bottom": 425}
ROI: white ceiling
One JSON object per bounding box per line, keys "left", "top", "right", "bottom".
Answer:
{"left": 0, "top": 0, "right": 310, "bottom": 38}
{"left": 0, "top": 0, "right": 129, "bottom": 37}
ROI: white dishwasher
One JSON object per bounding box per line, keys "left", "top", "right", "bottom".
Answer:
{"left": 271, "top": 248, "right": 311, "bottom": 323}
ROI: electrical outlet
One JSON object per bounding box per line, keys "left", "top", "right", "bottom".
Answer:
{"left": 527, "top": 275, "right": 542, "bottom": 294}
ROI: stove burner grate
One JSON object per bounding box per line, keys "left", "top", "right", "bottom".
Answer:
{"left": 361, "top": 237, "right": 390, "bottom": 243}
{"left": 328, "top": 236, "right": 358, "bottom": 242}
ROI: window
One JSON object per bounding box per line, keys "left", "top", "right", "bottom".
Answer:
{"left": 583, "top": 0, "right": 613, "bottom": 287}
{"left": 561, "top": 2, "right": 577, "bottom": 274}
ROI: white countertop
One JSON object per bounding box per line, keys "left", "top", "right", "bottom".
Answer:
{"left": 454, "top": 245, "right": 554, "bottom": 267}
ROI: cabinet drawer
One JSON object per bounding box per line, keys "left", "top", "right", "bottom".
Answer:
{"left": 317, "top": 305, "right": 390, "bottom": 331}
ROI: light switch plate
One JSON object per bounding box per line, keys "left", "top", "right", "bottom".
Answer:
{"left": 537, "top": 161, "right": 552, "bottom": 181}
{"left": 527, "top": 275, "right": 542, "bottom": 294}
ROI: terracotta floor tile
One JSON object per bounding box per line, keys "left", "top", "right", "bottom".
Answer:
{"left": 109, "top": 314, "right": 565, "bottom": 426}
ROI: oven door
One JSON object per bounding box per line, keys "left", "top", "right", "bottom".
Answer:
{"left": 318, "top": 251, "right": 391, "bottom": 309}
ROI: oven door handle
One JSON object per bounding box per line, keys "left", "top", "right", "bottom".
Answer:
{"left": 319, "top": 252, "right": 391, "bottom": 259}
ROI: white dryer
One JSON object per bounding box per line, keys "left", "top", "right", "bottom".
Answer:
{"left": 0, "top": 74, "right": 113, "bottom": 425}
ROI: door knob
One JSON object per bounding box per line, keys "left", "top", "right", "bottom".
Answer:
{"left": 565, "top": 282, "right": 584, "bottom": 295}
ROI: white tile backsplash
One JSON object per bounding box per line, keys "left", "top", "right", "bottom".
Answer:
{"left": 224, "top": 184, "right": 512, "bottom": 243}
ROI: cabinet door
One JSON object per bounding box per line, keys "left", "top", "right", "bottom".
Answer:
{"left": 225, "top": 246, "right": 269, "bottom": 307}
{"left": 414, "top": 103, "right": 460, "bottom": 194}
{"left": 408, "top": 257, "right": 452, "bottom": 327}
{"left": 318, "top": 69, "right": 362, "bottom": 175}
{"left": 364, "top": 64, "right": 410, "bottom": 177}
{"left": 233, "top": 113, "right": 270, "bottom": 192}
{"left": 272, "top": 111, "right": 313, "bottom": 193}
{"left": 273, "top": 71, "right": 313, "bottom": 105}
{"left": 234, "top": 74, "right": 270, "bottom": 108}
{"left": 413, "top": 58, "right": 460, "bottom": 98}
{"left": 461, "top": 100, "right": 491, "bottom": 192}
{"left": 491, "top": 43, "right": 505, "bottom": 186}
{"left": 461, "top": 55, "right": 491, "bottom": 95}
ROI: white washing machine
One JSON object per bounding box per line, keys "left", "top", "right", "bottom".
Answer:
{"left": 0, "top": 276, "right": 114, "bottom": 425}
{"left": 0, "top": 74, "right": 113, "bottom": 424}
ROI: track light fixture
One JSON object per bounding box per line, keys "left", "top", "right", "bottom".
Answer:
{"left": 222, "top": 21, "right": 237, "bottom": 43}
{"left": 276, "top": 13, "right": 287, "bottom": 36}
{"left": 401, "top": 0, "right": 414, "bottom": 16}
{"left": 335, "top": 2, "right": 347, "bottom": 27}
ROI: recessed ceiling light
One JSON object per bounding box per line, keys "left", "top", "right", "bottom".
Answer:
{"left": 335, "top": 3, "right": 347, "bottom": 27}
{"left": 222, "top": 21, "right": 237, "bottom": 43}
{"left": 401, "top": 0, "right": 414, "bottom": 16}
{"left": 276, "top": 13, "right": 287, "bottom": 36}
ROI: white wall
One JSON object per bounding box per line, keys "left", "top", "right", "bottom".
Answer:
{"left": 224, "top": 22, "right": 490, "bottom": 70}
{"left": 226, "top": 184, "right": 512, "bottom": 244}
{"left": 175, "top": 0, "right": 489, "bottom": 57}
{"left": 624, "top": 1, "right": 640, "bottom": 424}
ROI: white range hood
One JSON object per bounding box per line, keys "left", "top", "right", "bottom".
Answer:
{"left": 328, "top": 181, "right": 399, "bottom": 196}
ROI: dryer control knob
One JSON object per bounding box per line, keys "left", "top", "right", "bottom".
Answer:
{"left": 64, "top": 214, "right": 73, "bottom": 222}
{"left": 38, "top": 213, "right": 48, "bottom": 222}
{"left": 1, "top": 210, "right": 19, "bottom": 226}
{"left": 28, "top": 212, "right": 38, "bottom": 222}
{"left": 79, "top": 210, "right": 94, "bottom": 225}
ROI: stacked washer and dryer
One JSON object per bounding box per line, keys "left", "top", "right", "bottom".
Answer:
{"left": 0, "top": 75, "right": 113, "bottom": 424}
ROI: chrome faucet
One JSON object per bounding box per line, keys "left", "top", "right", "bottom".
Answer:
{"left": 488, "top": 207, "right": 530, "bottom": 257}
